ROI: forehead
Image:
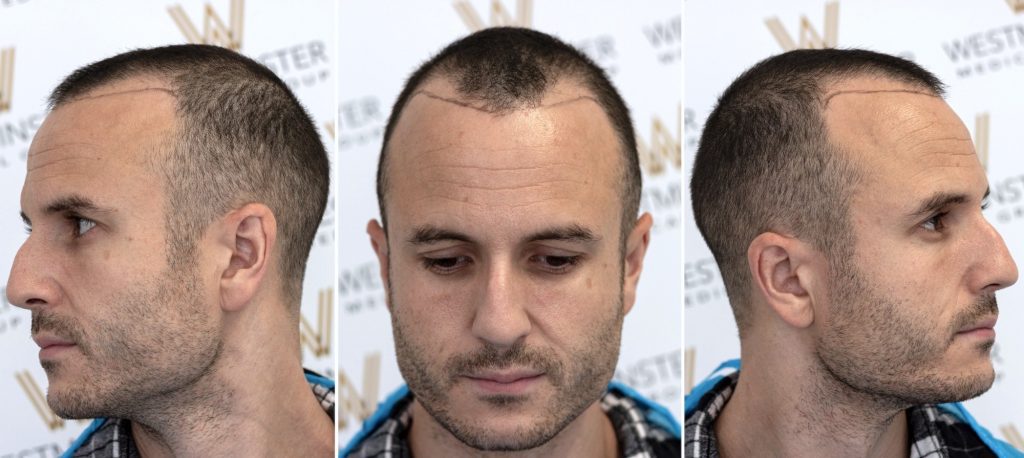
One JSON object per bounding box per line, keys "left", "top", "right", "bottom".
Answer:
{"left": 385, "top": 79, "right": 622, "bottom": 238}
{"left": 23, "top": 77, "right": 176, "bottom": 211}
{"left": 823, "top": 77, "right": 982, "bottom": 202}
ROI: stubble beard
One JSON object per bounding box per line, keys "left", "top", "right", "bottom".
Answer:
{"left": 37, "top": 260, "right": 222, "bottom": 421}
{"left": 815, "top": 255, "right": 997, "bottom": 409}
{"left": 390, "top": 288, "right": 624, "bottom": 452}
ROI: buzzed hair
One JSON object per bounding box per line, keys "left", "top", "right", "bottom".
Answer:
{"left": 49, "top": 44, "right": 329, "bottom": 305}
{"left": 690, "top": 49, "right": 945, "bottom": 333}
{"left": 376, "top": 27, "right": 641, "bottom": 246}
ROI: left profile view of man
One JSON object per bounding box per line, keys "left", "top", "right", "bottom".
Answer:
{"left": 6, "top": 44, "right": 334, "bottom": 457}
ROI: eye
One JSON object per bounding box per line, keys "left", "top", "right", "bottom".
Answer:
{"left": 422, "top": 256, "right": 472, "bottom": 275}
{"left": 71, "top": 216, "right": 97, "bottom": 238}
{"left": 921, "top": 212, "right": 947, "bottom": 232}
{"left": 530, "top": 254, "right": 582, "bottom": 274}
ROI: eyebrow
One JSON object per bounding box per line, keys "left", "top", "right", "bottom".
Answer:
{"left": 908, "top": 188, "right": 990, "bottom": 218}
{"left": 21, "top": 195, "right": 110, "bottom": 227}
{"left": 407, "top": 223, "right": 600, "bottom": 246}
{"left": 408, "top": 226, "right": 476, "bottom": 245}
{"left": 524, "top": 224, "right": 600, "bottom": 244}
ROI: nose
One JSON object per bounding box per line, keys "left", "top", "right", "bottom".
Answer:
{"left": 971, "top": 217, "right": 1019, "bottom": 294}
{"left": 6, "top": 236, "right": 61, "bottom": 311}
{"left": 470, "top": 261, "right": 531, "bottom": 347}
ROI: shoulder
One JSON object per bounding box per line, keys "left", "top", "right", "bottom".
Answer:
{"left": 911, "top": 403, "right": 1024, "bottom": 458}
{"left": 340, "top": 385, "right": 414, "bottom": 458}
{"left": 604, "top": 381, "right": 681, "bottom": 458}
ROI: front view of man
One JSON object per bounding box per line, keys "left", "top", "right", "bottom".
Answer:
{"left": 686, "top": 49, "right": 1020, "bottom": 456}
{"left": 343, "top": 27, "right": 680, "bottom": 457}
{"left": 7, "top": 45, "right": 334, "bottom": 457}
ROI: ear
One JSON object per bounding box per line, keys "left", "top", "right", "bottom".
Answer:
{"left": 621, "top": 213, "right": 653, "bottom": 316}
{"left": 218, "top": 203, "right": 276, "bottom": 313}
{"left": 746, "top": 232, "right": 817, "bottom": 329}
{"left": 366, "top": 219, "right": 391, "bottom": 310}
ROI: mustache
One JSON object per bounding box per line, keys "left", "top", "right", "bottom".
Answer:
{"left": 31, "top": 312, "right": 88, "bottom": 353}
{"left": 446, "top": 342, "right": 563, "bottom": 384}
{"left": 949, "top": 294, "right": 999, "bottom": 338}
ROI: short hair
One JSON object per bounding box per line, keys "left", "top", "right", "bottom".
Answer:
{"left": 690, "top": 49, "right": 945, "bottom": 333}
{"left": 49, "top": 44, "right": 329, "bottom": 304}
{"left": 376, "top": 27, "right": 641, "bottom": 245}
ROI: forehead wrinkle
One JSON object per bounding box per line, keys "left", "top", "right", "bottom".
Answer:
{"left": 27, "top": 143, "right": 104, "bottom": 170}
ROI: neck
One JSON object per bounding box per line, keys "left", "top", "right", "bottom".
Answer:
{"left": 408, "top": 400, "right": 618, "bottom": 458}
{"left": 715, "top": 337, "right": 910, "bottom": 458}
{"left": 127, "top": 300, "right": 333, "bottom": 457}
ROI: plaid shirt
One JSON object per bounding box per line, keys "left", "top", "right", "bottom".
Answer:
{"left": 343, "top": 383, "right": 681, "bottom": 458}
{"left": 684, "top": 366, "right": 1012, "bottom": 458}
{"left": 62, "top": 369, "right": 335, "bottom": 458}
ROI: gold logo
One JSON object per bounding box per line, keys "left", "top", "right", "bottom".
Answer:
{"left": 765, "top": 2, "right": 839, "bottom": 50}
{"left": 168, "top": 0, "right": 245, "bottom": 51}
{"left": 684, "top": 347, "right": 696, "bottom": 395}
{"left": 0, "top": 47, "right": 13, "bottom": 113}
{"left": 975, "top": 112, "right": 990, "bottom": 171}
{"left": 1007, "top": 0, "right": 1024, "bottom": 13}
{"left": 637, "top": 106, "right": 681, "bottom": 176}
{"left": 454, "top": 0, "right": 533, "bottom": 31}
{"left": 299, "top": 288, "right": 333, "bottom": 357}
{"left": 338, "top": 352, "right": 381, "bottom": 430}
{"left": 1001, "top": 423, "right": 1024, "bottom": 449}
{"left": 324, "top": 121, "right": 335, "bottom": 140}
{"left": 15, "top": 370, "right": 63, "bottom": 430}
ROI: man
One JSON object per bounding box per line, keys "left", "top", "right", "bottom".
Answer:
{"left": 686, "top": 49, "right": 1020, "bottom": 457}
{"left": 7, "top": 45, "right": 334, "bottom": 457}
{"left": 343, "top": 27, "right": 681, "bottom": 457}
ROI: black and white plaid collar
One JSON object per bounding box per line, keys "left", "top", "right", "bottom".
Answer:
{"left": 63, "top": 370, "right": 335, "bottom": 458}
{"left": 344, "top": 385, "right": 680, "bottom": 458}
{"left": 683, "top": 369, "right": 997, "bottom": 458}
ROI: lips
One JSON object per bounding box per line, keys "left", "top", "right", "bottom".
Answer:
{"left": 34, "top": 333, "right": 79, "bottom": 360}
{"left": 463, "top": 368, "right": 545, "bottom": 395}
{"left": 465, "top": 369, "right": 543, "bottom": 384}
{"left": 956, "top": 315, "right": 997, "bottom": 334}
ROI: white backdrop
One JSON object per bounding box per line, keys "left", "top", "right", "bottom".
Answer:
{"left": 684, "top": 0, "right": 1024, "bottom": 449}
{"left": 337, "top": 0, "right": 682, "bottom": 444}
{"left": 0, "top": 0, "right": 336, "bottom": 454}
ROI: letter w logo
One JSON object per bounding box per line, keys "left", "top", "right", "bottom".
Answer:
{"left": 300, "top": 288, "right": 333, "bottom": 357}
{"left": 454, "top": 0, "right": 532, "bottom": 31}
{"left": 16, "top": 370, "right": 63, "bottom": 430}
{"left": 765, "top": 2, "right": 839, "bottom": 51}
{"left": 168, "top": 0, "right": 245, "bottom": 51}
{"left": 0, "top": 48, "right": 13, "bottom": 113}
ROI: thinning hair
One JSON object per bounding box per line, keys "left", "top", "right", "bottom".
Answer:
{"left": 49, "top": 44, "right": 329, "bottom": 305}
{"left": 376, "top": 27, "right": 641, "bottom": 246}
{"left": 689, "top": 48, "right": 945, "bottom": 334}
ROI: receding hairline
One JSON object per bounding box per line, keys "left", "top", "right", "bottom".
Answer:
{"left": 381, "top": 77, "right": 627, "bottom": 192}
{"left": 407, "top": 88, "right": 603, "bottom": 114}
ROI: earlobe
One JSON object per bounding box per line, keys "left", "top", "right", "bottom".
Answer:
{"left": 366, "top": 219, "right": 391, "bottom": 309}
{"left": 747, "top": 233, "right": 815, "bottom": 329}
{"left": 220, "top": 204, "right": 276, "bottom": 313}
{"left": 621, "top": 213, "right": 653, "bottom": 316}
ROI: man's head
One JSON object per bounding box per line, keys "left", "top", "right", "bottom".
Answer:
{"left": 366, "top": 27, "right": 651, "bottom": 451}
{"left": 7, "top": 45, "right": 329, "bottom": 418}
{"left": 691, "top": 49, "right": 1018, "bottom": 404}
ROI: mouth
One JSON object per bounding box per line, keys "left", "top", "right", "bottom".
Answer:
{"left": 463, "top": 369, "right": 545, "bottom": 395}
{"left": 955, "top": 315, "right": 997, "bottom": 338}
{"left": 33, "top": 333, "right": 78, "bottom": 359}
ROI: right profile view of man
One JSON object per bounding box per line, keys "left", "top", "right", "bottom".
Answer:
{"left": 8, "top": 45, "right": 334, "bottom": 457}
{"left": 342, "top": 27, "right": 681, "bottom": 457}
{"left": 686, "top": 49, "right": 1020, "bottom": 457}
